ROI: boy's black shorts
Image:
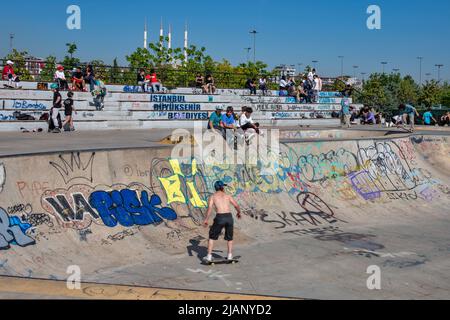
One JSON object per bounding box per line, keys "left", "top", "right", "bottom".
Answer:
{"left": 209, "top": 213, "right": 234, "bottom": 241}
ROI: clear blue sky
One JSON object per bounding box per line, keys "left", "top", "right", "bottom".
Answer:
{"left": 1, "top": 0, "right": 449, "bottom": 81}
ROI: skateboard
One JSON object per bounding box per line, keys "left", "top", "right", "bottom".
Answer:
{"left": 3, "top": 84, "right": 21, "bottom": 89}
{"left": 202, "top": 257, "right": 240, "bottom": 266}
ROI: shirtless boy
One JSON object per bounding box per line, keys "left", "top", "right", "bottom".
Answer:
{"left": 203, "top": 181, "right": 242, "bottom": 262}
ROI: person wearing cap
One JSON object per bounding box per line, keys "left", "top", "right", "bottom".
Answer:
{"left": 208, "top": 106, "right": 225, "bottom": 138}
{"left": 49, "top": 85, "right": 63, "bottom": 133}
{"left": 203, "top": 181, "right": 242, "bottom": 262}
{"left": 54, "top": 65, "right": 68, "bottom": 90}
{"left": 2, "top": 60, "right": 21, "bottom": 88}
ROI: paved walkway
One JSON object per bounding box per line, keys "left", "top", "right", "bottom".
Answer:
{"left": 0, "top": 276, "right": 294, "bottom": 300}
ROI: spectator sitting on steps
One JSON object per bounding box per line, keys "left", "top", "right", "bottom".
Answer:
{"left": 204, "top": 74, "right": 216, "bottom": 94}
{"left": 137, "top": 69, "right": 146, "bottom": 92}
{"left": 2, "top": 60, "right": 22, "bottom": 89}
{"left": 54, "top": 65, "right": 69, "bottom": 90}
{"left": 72, "top": 67, "right": 85, "bottom": 91}
{"left": 84, "top": 65, "right": 96, "bottom": 92}
{"left": 245, "top": 78, "right": 257, "bottom": 95}
{"left": 148, "top": 69, "right": 163, "bottom": 93}
{"left": 195, "top": 73, "right": 205, "bottom": 91}
{"left": 208, "top": 105, "right": 225, "bottom": 138}
{"left": 222, "top": 106, "right": 238, "bottom": 146}
{"left": 440, "top": 112, "right": 450, "bottom": 126}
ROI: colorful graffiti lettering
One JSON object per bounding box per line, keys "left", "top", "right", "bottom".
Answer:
{"left": 89, "top": 189, "right": 177, "bottom": 228}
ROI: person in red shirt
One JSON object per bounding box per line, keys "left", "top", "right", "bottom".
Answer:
{"left": 148, "top": 69, "right": 162, "bottom": 93}
{"left": 2, "top": 60, "right": 21, "bottom": 88}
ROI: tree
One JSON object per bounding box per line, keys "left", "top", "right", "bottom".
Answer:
{"left": 39, "top": 56, "right": 57, "bottom": 82}
{"left": 62, "top": 42, "right": 81, "bottom": 71}
{"left": 5, "top": 49, "right": 32, "bottom": 81}
{"left": 398, "top": 75, "right": 419, "bottom": 105}
{"left": 89, "top": 60, "right": 108, "bottom": 81}
{"left": 66, "top": 43, "right": 77, "bottom": 59}
{"left": 419, "top": 80, "right": 441, "bottom": 108}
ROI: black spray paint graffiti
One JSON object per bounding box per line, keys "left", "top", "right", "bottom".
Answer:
{"left": 44, "top": 192, "right": 99, "bottom": 223}
{"left": 50, "top": 152, "right": 95, "bottom": 184}
{"left": 0, "top": 207, "right": 35, "bottom": 250}
{"left": 248, "top": 192, "right": 343, "bottom": 236}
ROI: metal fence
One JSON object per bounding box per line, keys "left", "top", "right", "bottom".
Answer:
{"left": 0, "top": 58, "right": 283, "bottom": 89}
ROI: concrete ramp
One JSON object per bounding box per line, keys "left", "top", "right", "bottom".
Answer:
{"left": 0, "top": 133, "right": 449, "bottom": 299}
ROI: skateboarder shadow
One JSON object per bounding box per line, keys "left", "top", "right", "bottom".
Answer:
{"left": 187, "top": 238, "right": 223, "bottom": 262}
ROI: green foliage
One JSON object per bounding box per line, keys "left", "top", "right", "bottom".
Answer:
{"left": 39, "top": 56, "right": 57, "bottom": 82}
{"left": 419, "top": 80, "right": 441, "bottom": 108}
{"left": 398, "top": 75, "right": 419, "bottom": 105}
{"left": 89, "top": 60, "right": 108, "bottom": 81}
{"left": 109, "top": 58, "right": 122, "bottom": 84}
{"left": 5, "top": 49, "right": 32, "bottom": 81}
{"left": 62, "top": 42, "right": 80, "bottom": 71}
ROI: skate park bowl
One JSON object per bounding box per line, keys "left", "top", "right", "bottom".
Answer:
{"left": 0, "top": 127, "right": 449, "bottom": 300}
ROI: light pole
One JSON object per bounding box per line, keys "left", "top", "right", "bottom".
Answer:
{"left": 312, "top": 60, "right": 318, "bottom": 70}
{"left": 393, "top": 68, "right": 400, "bottom": 74}
{"left": 338, "top": 56, "right": 344, "bottom": 79}
{"left": 9, "top": 34, "right": 14, "bottom": 53}
{"left": 361, "top": 72, "right": 367, "bottom": 81}
{"left": 249, "top": 30, "right": 258, "bottom": 64}
{"left": 425, "top": 72, "right": 431, "bottom": 81}
{"left": 353, "top": 65, "right": 359, "bottom": 78}
{"left": 435, "top": 64, "right": 444, "bottom": 83}
{"left": 417, "top": 57, "right": 423, "bottom": 85}
{"left": 297, "top": 63, "right": 303, "bottom": 75}
{"left": 244, "top": 47, "right": 251, "bottom": 63}
{"left": 381, "top": 61, "right": 388, "bottom": 74}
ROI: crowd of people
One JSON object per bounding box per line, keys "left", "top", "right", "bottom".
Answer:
{"left": 3, "top": 60, "right": 450, "bottom": 134}
{"left": 208, "top": 105, "right": 261, "bottom": 146}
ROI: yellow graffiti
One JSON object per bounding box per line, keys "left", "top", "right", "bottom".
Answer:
{"left": 158, "top": 175, "right": 186, "bottom": 204}
{"left": 159, "top": 159, "right": 207, "bottom": 208}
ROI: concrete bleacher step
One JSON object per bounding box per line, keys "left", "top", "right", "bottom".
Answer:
{"left": 0, "top": 81, "right": 352, "bottom": 132}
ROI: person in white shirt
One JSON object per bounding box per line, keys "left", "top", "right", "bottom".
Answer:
{"left": 54, "top": 65, "right": 68, "bottom": 90}
{"left": 308, "top": 68, "right": 316, "bottom": 83}
{"left": 259, "top": 76, "right": 268, "bottom": 95}
{"left": 279, "top": 76, "right": 289, "bottom": 91}
{"left": 313, "top": 75, "right": 322, "bottom": 103}
{"left": 239, "top": 107, "right": 260, "bottom": 134}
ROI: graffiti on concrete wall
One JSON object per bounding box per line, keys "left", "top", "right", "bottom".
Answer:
{"left": 50, "top": 152, "right": 95, "bottom": 184}
{"left": 0, "top": 207, "right": 35, "bottom": 250}
{"left": 89, "top": 188, "right": 177, "bottom": 228}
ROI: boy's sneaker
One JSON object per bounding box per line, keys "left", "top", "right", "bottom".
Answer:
{"left": 203, "top": 255, "right": 213, "bottom": 263}
{"left": 52, "top": 128, "right": 61, "bottom": 133}
{"left": 227, "top": 254, "right": 234, "bottom": 260}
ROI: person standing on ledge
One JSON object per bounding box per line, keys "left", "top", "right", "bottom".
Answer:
{"left": 203, "top": 181, "right": 242, "bottom": 262}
